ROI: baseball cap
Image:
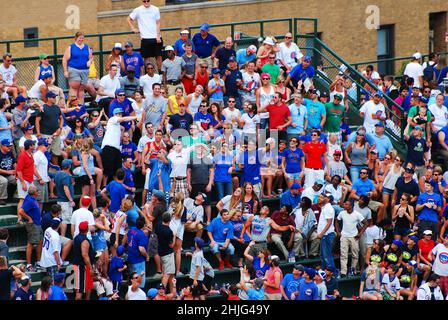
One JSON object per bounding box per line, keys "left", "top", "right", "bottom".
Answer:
{"left": 164, "top": 45, "right": 174, "bottom": 52}
{"left": 322, "top": 192, "right": 334, "bottom": 202}
{"left": 157, "top": 283, "right": 165, "bottom": 290}
{"left": 409, "top": 235, "right": 419, "bottom": 243}
{"left": 247, "top": 45, "right": 257, "bottom": 53}
{"left": 228, "top": 56, "right": 236, "bottom": 63}
{"left": 260, "top": 72, "right": 271, "bottom": 80}
{"left": 423, "top": 230, "right": 433, "bottom": 235}
{"left": 315, "top": 179, "right": 325, "bottom": 186}
{"left": 15, "top": 95, "right": 27, "bottom": 104}
{"left": 113, "top": 43, "right": 122, "bottom": 49}
{"left": 39, "top": 53, "right": 49, "bottom": 60}
{"left": 392, "top": 239, "right": 403, "bottom": 246}
{"left": 24, "top": 139, "right": 36, "bottom": 149}
{"left": 293, "top": 263, "right": 304, "bottom": 271}
{"left": 116, "top": 245, "right": 125, "bottom": 256}
{"left": 38, "top": 138, "right": 48, "bottom": 146}
{"left": 46, "top": 91, "right": 57, "bottom": 98}
{"left": 263, "top": 37, "right": 275, "bottom": 46}
{"left": 371, "top": 71, "right": 381, "bottom": 80}
{"left": 303, "top": 55, "right": 312, "bottom": 62}
{"left": 126, "top": 65, "right": 136, "bottom": 72}
{"left": 333, "top": 150, "right": 342, "bottom": 156}
{"left": 53, "top": 273, "right": 66, "bottom": 283}
{"left": 405, "top": 167, "right": 415, "bottom": 174}
{"left": 374, "top": 122, "right": 384, "bottom": 128}
{"left": 374, "top": 90, "right": 383, "bottom": 97}
{"left": 42, "top": 73, "right": 52, "bottom": 80}
{"left": 147, "top": 288, "right": 158, "bottom": 298}
{"left": 412, "top": 52, "right": 422, "bottom": 60}
{"left": 194, "top": 237, "right": 205, "bottom": 249}
{"left": 1, "top": 139, "right": 12, "bottom": 146}
{"left": 414, "top": 125, "right": 423, "bottom": 131}
{"left": 212, "top": 68, "right": 221, "bottom": 74}
{"left": 333, "top": 93, "right": 343, "bottom": 100}
{"left": 124, "top": 41, "right": 134, "bottom": 47}
{"left": 304, "top": 267, "right": 316, "bottom": 278}
{"left": 198, "top": 192, "right": 208, "bottom": 202}
{"left": 200, "top": 23, "right": 210, "bottom": 31}
{"left": 254, "top": 278, "right": 264, "bottom": 290}
{"left": 61, "top": 159, "right": 73, "bottom": 169}
{"left": 290, "top": 182, "right": 301, "bottom": 190}
{"left": 80, "top": 196, "right": 92, "bottom": 207}
{"left": 319, "top": 91, "right": 329, "bottom": 98}
{"left": 115, "top": 88, "right": 125, "bottom": 95}
{"left": 152, "top": 189, "right": 165, "bottom": 201}
{"left": 113, "top": 108, "right": 124, "bottom": 115}
{"left": 326, "top": 266, "right": 336, "bottom": 273}
{"left": 370, "top": 149, "right": 379, "bottom": 154}
{"left": 269, "top": 255, "right": 280, "bottom": 262}
{"left": 419, "top": 96, "right": 429, "bottom": 104}
{"left": 24, "top": 124, "right": 34, "bottom": 131}
{"left": 317, "top": 270, "right": 327, "bottom": 280}
{"left": 51, "top": 217, "right": 62, "bottom": 229}
{"left": 79, "top": 221, "right": 89, "bottom": 232}
{"left": 179, "top": 29, "right": 189, "bottom": 34}
{"left": 19, "top": 276, "right": 30, "bottom": 287}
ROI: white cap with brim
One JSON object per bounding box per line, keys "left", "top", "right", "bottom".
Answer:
{"left": 423, "top": 230, "right": 433, "bottom": 235}
{"left": 412, "top": 52, "right": 422, "bottom": 60}
{"left": 164, "top": 45, "right": 174, "bottom": 51}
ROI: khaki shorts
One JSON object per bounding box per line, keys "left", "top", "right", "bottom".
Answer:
{"left": 68, "top": 67, "right": 89, "bottom": 85}
{"left": 17, "top": 180, "right": 33, "bottom": 199}
{"left": 42, "top": 134, "right": 62, "bottom": 156}
{"left": 61, "top": 236, "right": 70, "bottom": 246}
{"left": 264, "top": 292, "right": 281, "bottom": 300}
{"left": 161, "top": 252, "right": 175, "bottom": 275}
{"left": 25, "top": 223, "right": 43, "bottom": 245}
{"left": 58, "top": 201, "right": 73, "bottom": 224}
{"left": 34, "top": 181, "right": 49, "bottom": 203}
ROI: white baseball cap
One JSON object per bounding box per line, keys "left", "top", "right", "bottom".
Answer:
{"left": 113, "top": 42, "right": 122, "bottom": 49}
{"left": 164, "top": 45, "right": 174, "bottom": 51}
{"left": 423, "top": 230, "right": 433, "bottom": 235}
{"left": 247, "top": 45, "right": 257, "bottom": 53}
{"left": 263, "top": 37, "right": 275, "bottom": 46}
{"left": 412, "top": 52, "right": 422, "bottom": 60}
{"left": 371, "top": 71, "right": 381, "bottom": 80}
{"left": 180, "top": 29, "right": 189, "bottom": 34}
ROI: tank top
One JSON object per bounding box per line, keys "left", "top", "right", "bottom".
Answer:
{"left": 73, "top": 233, "right": 95, "bottom": 266}
{"left": 276, "top": 86, "right": 288, "bottom": 101}
{"left": 28, "top": 80, "right": 46, "bottom": 99}
{"left": 38, "top": 65, "right": 53, "bottom": 80}
{"left": 38, "top": 289, "right": 49, "bottom": 300}
{"left": 259, "top": 86, "right": 275, "bottom": 119}
{"left": 395, "top": 205, "right": 412, "bottom": 229}
{"left": 195, "top": 71, "right": 209, "bottom": 91}
{"left": 111, "top": 210, "right": 128, "bottom": 235}
{"left": 79, "top": 152, "right": 95, "bottom": 177}
{"left": 92, "top": 228, "right": 107, "bottom": 251}
{"left": 265, "top": 266, "right": 283, "bottom": 294}
{"left": 187, "top": 94, "right": 203, "bottom": 114}
{"left": 383, "top": 166, "right": 404, "bottom": 190}
{"left": 126, "top": 286, "right": 146, "bottom": 300}
{"left": 89, "top": 123, "right": 105, "bottom": 147}
{"left": 330, "top": 88, "right": 345, "bottom": 102}
{"left": 68, "top": 43, "right": 89, "bottom": 70}
{"left": 350, "top": 143, "right": 367, "bottom": 166}
{"left": 250, "top": 216, "right": 271, "bottom": 242}
{"left": 167, "top": 95, "right": 184, "bottom": 116}
{"left": 243, "top": 198, "right": 255, "bottom": 215}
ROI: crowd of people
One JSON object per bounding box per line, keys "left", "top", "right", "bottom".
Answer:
{"left": 1, "top": 0, "right": 448, "bottom": 301}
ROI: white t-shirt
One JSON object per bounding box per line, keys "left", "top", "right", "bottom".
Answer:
{"left": 126, "top": 286, "right": 147, "bottom": 300}
{"left": 277, "top": 42, "right": 303, "bottom": 69}
{"left": 39, "top": 227, "right": 61, "bottom": 268}
{"left": 381, "top": 273, "right": 401, "bottom": 293}
{"left": 0, "top": 63, "right": 17, "bottom": 86}
{"left": 302, "top": 187, "right": 324, "bottom": 204}
{"left": 101, "top": 117, "right": 121, "bottom": 150}
{"left": 137, "top": 134, "right": 155, "bottom": 153}
{"left": 140, "top": 73, "right": 162, "bottom": 98}
{"left": 28, "top": 80, "right": 45, "bottom": 99}
{"left": 428, "top": 103, "right": 448, "bottom": 131}
{"left": 359, "top": 100, "right": 386, "bottom": 133}
{"left": 167, "top": 148, "right": 190, "bottom": 178}
{"left": 323, "top": 184, "right": 343, "bottom": 203}
{"left": 337, "top": 210, "right": 364, "bottom": 237}
{"left": 240, "top": 71, "right": 260, "bottom": 102}
{"left": 19, "top": 135, "right": 38, "bottom": 149}
{"left": 184, "top": 197, "right": 204, "bottom": 223}
{"left": 129, "top": 5, "right": 160, "bottom": 39}
{"left": 404, "top": 62, "right": 424, "bottom": 88}
{"left": 219, "top": 195, "right": 242, "bottom": 211}
{"left": 364, "top": 225, "right": 384, "bottom": 245}
{"left": 222, "top": 107, "right": 242, "bottom": 126}
{"left": 96, "top": 74, "right": 121, "bottom": 102}
{"left": 33, "top": 150, "right": 50, "bottom": 182}
{"left": 241, "top": 113, "right": 260, "bottom": 135}
{"left": 70, "top": 207, "right": 95, "bottom": 239}
{"left": 431, "top": 244, "right": 448, "bottom": 276}
{"left": 317, "top": 203, "right": 335, "bottom": 235}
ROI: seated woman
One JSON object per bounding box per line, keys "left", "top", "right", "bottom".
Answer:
{"left": 229, "top": 209, "right": 251, "bottom": 267}
{"left": 359, "top": 263, "right": 383, "bottom": 300}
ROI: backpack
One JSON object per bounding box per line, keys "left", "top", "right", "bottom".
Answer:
{"left": 423, "top": 63, "right": 435, "bottom": 82}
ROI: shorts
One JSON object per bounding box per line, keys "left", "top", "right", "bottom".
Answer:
{"left": 88, "top": 78, "right": 101, "bottom": 89}
{"left": 140, "top": 38, "right": 164, "bottom": 58}
{"left": 73, "top": 264, "right": 94, "bottom": 293}
{"left": 148, "top": 233, "right": 159, "bottom": 257}
{"left": 171, "top": 178, "right": 189, "bottom": 198}
{"left": 161, "top": 252, "right": 175, "bottom": 275}
{"left": 286, "top": 172, "right": 301, "bottom": 180}
{"left": 42, "top": 134, "right": 62, "bottom": 156}
{"left": 17, "top": 180, "right": 32, "bottom": 199}
{"left": 58, "top": 201, "right": 73, "bottom": 224}
{"left": 68, "top": 67, "right": 89, "bottom": 85}
{"left": 34, "top": 181, "right": 49, "bottom": 203}
{"left": 61, "top": 236, "right": 70, "bottom": 247}
{"left": 210, "top": 241, "right": 235, "bottom": 255}
{"left": 94, "top": 278, "right": 114, "bottom": 296}
{"left": 368, "top": 200, "right": 382, "bottom": 214}
{"left": 25, "top": 223, "right": 43, "bottom": 245}
{"left": 189, "top": 278, "right": 206, "bottom": 296}
{"left": 264, "top": 292, "right": 281, "bottom": 300}
{"left": 79, "top": 175, "right": 96, "bottom": 187}
{"left": 393, "top": 226, "right": 411, "bottom": 237}
{"left": 260, "top": 168, "right": 276, "bottom": 176}
{"left": 130, "top": 261, "right": 146, "bottom": 289}
{"left": 382, "top": 187, "right": 394, "bottom": 195}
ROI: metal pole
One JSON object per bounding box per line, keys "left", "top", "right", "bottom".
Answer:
{"left": 53, "top": 39, "right": 58, "bottom": 86}
{"left": 99, "top": 35, "right": 104, "bottom": 78}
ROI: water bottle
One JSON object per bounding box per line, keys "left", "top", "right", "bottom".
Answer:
{"left": 288, "top": 250, "right": 296, "bottom": 263}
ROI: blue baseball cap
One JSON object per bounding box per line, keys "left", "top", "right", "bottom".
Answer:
{"left": 51, "top": 218, "right": 62, "bottom": 229}
{"left": 147, "top": 288, "right": 158, "bottom": 298}
{"left": 113, "top": 108, "right": 124, "bottom": 115}
{"left": 24, "top": 124, "right": 34, "bottom": 131}
{"left": 212, "top": 68, "right": 220, "bottom": 74}
{"left": 46, "top": 91, "right": 57, "bottom": 98}
{"left": 419, "top": 96, "right": 429, "bottom": 104}
{"left": 228, "top": 56, "right": 236, "bottom": 62}
{"left": 375, "top": 122, "right": 384, "bottom": 128}
{"left": 303, "top": 55, "right": 312, "bottom": 62}
{"left": 194, "top": 237, "right": 205, "bottom": 249}
{"left": 61, "top": 159, "right": 73, "bottom": 169}
{"left": 115, "top": 88, "right": 125, "bottom": 95}
{"left": 290, "top": 182, "right": 301, "bottom": 190}
{"left": 53, "top": 272, "right": 66, "bottom": 283}
{"left": 1, "top": 139, "right": 12, "bottom": 146}
{"left": 409, "top": 235, "right": 419, "bottom": 243}
{"left": 374, "top": 91, "right": 383, "bottom": 97}
{"left": 200, "top": 23, "right": 210, "bottom": 31}
{"left": 414, "top": 125, "right": 423, "bottom": 131}
{"left": 304, "top": 267, "right": 316, "bottom": 278}
{"left": 392, "top": 239, "right": 403, "bottom": 247}
{"left": 152, "top": 189, "right": 165, "bottom": 200}
{"left": 38, "top": 138, "right": 49, "bottom": 146}
{"left": 15, "top": 95, "right": 27, "bottom": 104}
{"left": 24, "top": 139, "right": 36, "bottom": 149}
{"left": 315, "top": 179, "right": 325, "bottom": 186}
{"left": 116, "top": 245, "right": 125, "bottom": 256}
{"left": 42, "top": 73, "right": 52, "bottom": 80}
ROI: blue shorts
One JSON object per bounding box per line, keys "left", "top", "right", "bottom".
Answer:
{"left": 382, "top": 187, "right": 394, "bottom": 195}
{"left": 286, "top": 172, "right": 301, "bottom": 180}
{"left": 210, "top": 241, "right": 235, "bottom": 255}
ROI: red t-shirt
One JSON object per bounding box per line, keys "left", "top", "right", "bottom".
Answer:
{"left": 302, "top": 141, "right": 327, "bottom": 169}
{"left": 266, "top": 103, "right": 291, "bottom": 131}
{"left": 418, "top": 239, "right": 435, "bottom": 262}
{"left": 16, "top": 151, "right": 35, "bottom": 183}
{"left": 145, "top": 141, "right": 166, "bottom": 159}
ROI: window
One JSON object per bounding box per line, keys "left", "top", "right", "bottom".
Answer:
{"left": 377, "top": 25, "right": 394, "bottom": 75}
{"left": 24, "top": 27, "right": 39, "bottom": 48}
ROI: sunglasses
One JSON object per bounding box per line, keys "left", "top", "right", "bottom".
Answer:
{"left": 334, "top": 154, "right": 341, "bottom": 157}
{"left": 142, "top": 0, "right": 150, "bottom": 2}
{"left": 311, "top": 133, "right": 318, "bottom": 136}
{"left": 360, "top": 172, "right": 368, "bottom": 175}
{"left": 201, "top": 66, "right": 208, "bottom": 69}
{"left": 262, "top": 78, "right": 270, "bottom": 80}
{"left": 285, "top": 37, "right": 292, "bottom": 39}
{"left": 228, "top": 100, "right": 235, "bottom": 103}
{"left": 92, "top": 114, "right": 99, "bottom": 117}
{"left": 117, "top": 94, "right": 126, "bottom": 97}
{"left": 434, "top": 174, "right": 440, "bottom": 176}
{"left": 395, "top": 158, "right": 402, "bottom": 162}
{"left": 132, "top": 277, "right": 140, "bottom": 280}
{"left": 400, "top": 197, "right": 407, "bottom": 201}
{"left": 269, "top": 57, "right": 276, "bottom": 59}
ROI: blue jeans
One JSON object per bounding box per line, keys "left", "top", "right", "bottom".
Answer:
{"left": 320, "top": 232, "right": 336, "bottom": 270}
{"left": 260, "top": 118, "right": 269, "bottom": 130}
{"left": 215, "top": 181, "right": 233, "bottom": 200}
{"left": 350, "top": 165, "right": 365, "bottom": 182}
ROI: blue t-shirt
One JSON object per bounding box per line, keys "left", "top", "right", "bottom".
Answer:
{"left": 148, "top": 158, "right": 171, "bottom": 193}
{"left": 192, "top": 33, "right": 220, "bottom": 58}
{"left": 289, "top": 64, "right": 315, "bottom": 82}
{"left": 126, "top": 204, "right": 139, "bottom": 228}
{"left": 283, "top": 147, "right": 304, "bottom": 173}
{"left": 108, "top": 98, "right": 134, "bottom": 130}
{"left": 194, "top": 112, "right": 214, "bottom": 131}
{"left": 236, "top": 49, "right": 256, "bottom": 67}
{"left": 120, "top": 142, "right": 137, "bottom": 160}
{"left": 53, "top": 171, "right": 74, "bottom": 203}
{"left": 207, "top": 217, "right": 234, "bottom": 242}
{"left": 127, "top": 227, "right": 148, "bottom": 264}
{"left": 213, "top": 153, "right": 233, "bottom": 183}
{"left": 280, "top": 190, "right": 301, "bottom": 209}
{"left": 122, "top": 166, "right": 135, "bottom": 194}
{"left": 281, "top": 274, "right": 303, "bottom": 300}
{"left": 297, "top": 279, "right": 319, "bottom": 300}
{"left": 13, "top": 287, "right": 34, "bottom": 300}
{"left": 106, "top": 180, "right": 126, "bottom": 213}
{"left": 303, "top": 98, "right": 326, "bottom": 130}
{"left": 66, "top": 105, "right": 87, "bottom": 120}
{"left": 287, "top": 104, "right": 307, "bottom": 134}
{"left": 253, "top": 257, "right": 270, "bottom": 278}
{"left": 430, "top": 179, "right": 447, "bottom": 196}
{"left": 417, "top": 192, "right": 443, "bottom": 222}
{"left": 109, "top": 256, "right": 124, "bottom": 282}
{"left": 247, "top": 288, "right": 265, "bottom": 300}
{"left": 352, "top": 178, "right": 375, "bottom": 196}
{"left": 230, "top": 218, "right": 250, "bottom": 242}
{"left": 173, "top": 39, "right": 196, "bottom": 57}
{"left": 48, "top": 285, "right": 67, "bottom": 300}
{"left": 22, "top": 194, "right": 41, "bottom": 225}
{"left": 123, "top": 52, "right": 145, "bottom": 78}
{"left": 372, "top": 134, "right": 393, "bottom": 160}
{"left": 238, "top": 150, "right": 261, "bottom": 185}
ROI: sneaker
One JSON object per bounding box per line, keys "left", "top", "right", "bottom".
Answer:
{"left": 152, "top": 272, "right": 163, "bottom": 280}
{"left": 175, "top": 271, "right": 184, "bottom": 277}
{"left": 35, "top": 262, "right": 43, "bottom": 270}
{"left": 218, "top": 261, "right": 225, "bottom": 270}
{"left": 26, "top": 264, "right": 36, "bottom": 272}
{"left": 61, "top": 261, "right": 70, "bottom": 267}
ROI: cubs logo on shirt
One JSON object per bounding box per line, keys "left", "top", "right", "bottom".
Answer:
{"left": 439, "top": 252, "right": 448, "bottom": 264}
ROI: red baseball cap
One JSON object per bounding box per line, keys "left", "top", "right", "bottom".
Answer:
{"left": 81, "top": 196, "right": 92, "bottom": 207}
{"left": 79, "top": 221, "right": 89, "bottom": 232}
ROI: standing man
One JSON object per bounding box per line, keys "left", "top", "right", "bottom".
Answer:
{"left": 416, "top": 181, "right": 442, "bottom": 240}
{"left": 127, "top": 0, "right": 163, "bottom": 71}
{"left": 161, "top": 46, "right": 186, "bottom": 97}
{"left": 214, "top": 37, "right": 236, "bottom": 72}
{"left": 359, "top": 91, "right": 386, "bottom": 134}
{"left": 221, "top": 57, "right": 243, "bottom": 109}
{"left": 372, "top": 123, "right": 393, "bottom": 160}
{"left": 317, "top": 192, "right": 336, "bottom": 272}
{"left": 323, "top": 93, "right": 345, "bottom": 145}
{"left": 16, "top": 140, "right": 36, "bottom": 218}
{"left": 126, "top": 216, "right": 149, "bottom": 289}
{"left": 287, "top": 93, "right": 307, "bottom": 141}
{"left": 140, "top": 63, "right": 162, "bottom": 98}
{"left": 403, "top": 52, "right": 424, "bottom": 89}
{"left": 123, "top": 41, "right": 145, "bottom": 79}
{"left": 261, "top": 53, "right": 281, "bottom": 85}
{"left": 285, "top": 56, "right": 315, "bottom": 90}
{"left": 53, "top": 159, "right": 75, "bottom": 238}
{"left": 155, "top": 212, "right": 176, "bottom": 296}
{"left": 33, "top": 138, "right": 50, "bottom": 210}
{"left": 429, "top": 237, "right": 448, "bottom": 297}
{"left": 302, "top": 129, "right": 328, "bottom": 188}
{"left": 11, "top": 95, "right": 32, "bottom": 149}
{"left": 278, "top": 32, "right": 303, "bottom": 72}
{"left": 73, "top": 221, "right": 95, "bottom": 300}
{"left": 0, "top": 139, "right": 16, "bottom": 205}
{"left": 192, "top": 23, "right": 221, "bottom": 75}
{"left": 40, "top": 218, "right": 63, "bottom": 279}
{"left": 257, "top": 91, "right": 292, "bottom": 141}
{"left": 142, "top": 83, "right": 167, "bottom": 131}
{"left": 35, "top": 91, "right": 63, "bottom": 165}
